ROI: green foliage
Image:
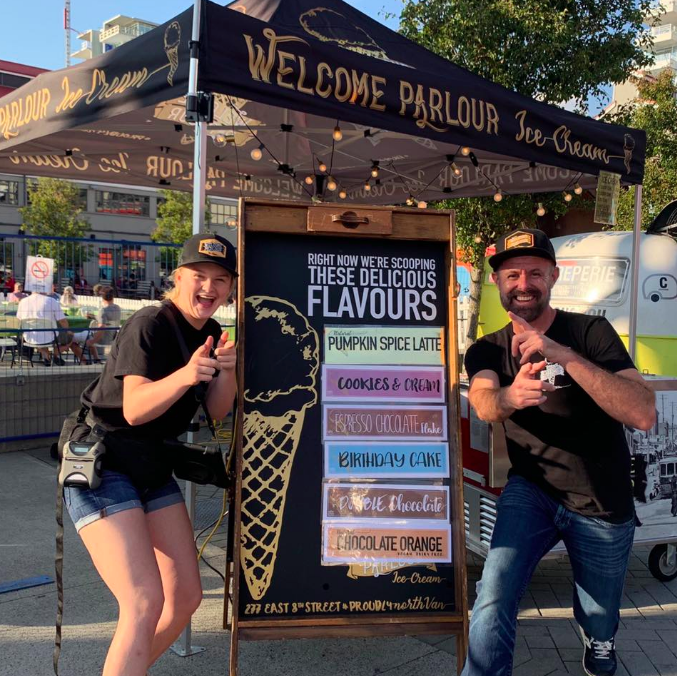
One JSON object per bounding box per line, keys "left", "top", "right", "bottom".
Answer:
{"left": 396, "top": 0, "right": 658, "bottom": 111}
{"left": 152, "top": 189, "right": 213, "bottom": 268}
{"left": 603, "top": 70, "right": 677, "bottom": 230}
{"left": 19, "top": 178, "right": 91, "bottom": 269}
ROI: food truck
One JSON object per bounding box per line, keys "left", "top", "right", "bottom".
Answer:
{"left": 462, "top": 226, "right": 677, "bottom": 581}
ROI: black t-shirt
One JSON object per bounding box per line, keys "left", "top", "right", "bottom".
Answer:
{"left": 464, "top": 310, "right": 636, "bottom": 521}
{"left": 82, "top": 302, "right": 222, "bottom": 440}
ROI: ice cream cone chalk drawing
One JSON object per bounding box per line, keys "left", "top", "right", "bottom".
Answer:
{"left": 241, "top": 296, "right": 320, "bottom": 600}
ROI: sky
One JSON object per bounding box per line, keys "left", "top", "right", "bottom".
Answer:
{"left": 1, "top": 0, "right": 400, "bottom": 71}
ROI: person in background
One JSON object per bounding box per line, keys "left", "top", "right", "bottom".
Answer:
{"left": 61, "top": 286, "right": 78, "bottom": 308}
{"left": 462, "top": 228, "right": 655, "bottom": 676}
{"left": 16, "top": 291, "right": 83, "bottom": 366}
{"left": 5, "top": 272, "right": 15, "bottom": 294}
{"left": 73, "top": 286, "right": 121, "bottom": 363}
{"left": 8, "top": 282, "right": 28, "bottom": 302}
{"left": 92, "top": 283, "right": 103, "bottom": 298}
{"left": 47, "top": 283, "right": 60, "bottom": 301}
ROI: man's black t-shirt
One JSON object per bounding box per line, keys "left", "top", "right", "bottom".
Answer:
{"left": 464, "top": 310, "right": 636, "bottom": 521}
{"left": 82, "top": 302, "right": 222, "bottom": 440}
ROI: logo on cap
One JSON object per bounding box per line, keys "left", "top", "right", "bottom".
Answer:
{"left": 198, "top": 238, "right": 227, "bottom": 258}
{"left": 505, "top": 232, "right": 534, "bottom": 250}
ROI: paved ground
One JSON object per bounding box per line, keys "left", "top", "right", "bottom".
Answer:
{"left": 1, "top": 447, "right": 676, "bottom": 676}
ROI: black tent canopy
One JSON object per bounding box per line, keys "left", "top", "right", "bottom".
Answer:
{"left": 0, "top": 0, "right": 645, "bottom": 205}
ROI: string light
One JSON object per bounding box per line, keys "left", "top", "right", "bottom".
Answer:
{"left": 339, "top": 189, "right": 347, "bottom": 199}
{"left": 406, "top": 197, "right": 414, "bottom": 206}
{"left": 574, "top": 183, "right": 583, "bottom": 195}
{"left": 304, "top": 175, "right": 314, "bottom": 185}
{"left": 563, "top": 191, "right": 572, "bottom": 202}
{"left": 461, "top": 146, "right": 471, "bottom": 156}
{"left": 536, "top": 203, "right": 546, "bottom": 217}
{"left": 371, "top": 161, "right": 380, "bottom": 178}
{"left": 451, "top": 162, "right": 461, "bottom": 176}
{"left": 327, "top": 176, "right": 337, "bottom": 191}
{"left": 319, "top": 161, "right": 327, "bottom": 173}
{"left": 364, "top": 181, "right": 371, "bottom": 192}
{"left": 332, "top": 125, "right": 343, "bottom": 141}
{"left": 417, "top": 200, "right": 427, "bottom": 209}
{"left": 250, "top": 144, "right": 264, "bottom": 161}
{"left": 493, "top": 190, "right": 503, "bottom": 202}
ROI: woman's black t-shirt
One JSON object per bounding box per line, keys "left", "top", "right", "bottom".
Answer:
{"left": 464, "top": 310, "right": 636, "bottom": 521}
{"left": 81, "top": 302, "right": 222, "bottom": 440}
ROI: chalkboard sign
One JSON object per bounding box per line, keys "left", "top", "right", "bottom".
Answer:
{"left": 227, "top": 201, "right": 467, "bottom": 674}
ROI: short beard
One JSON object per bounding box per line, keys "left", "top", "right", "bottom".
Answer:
{"left": 499, "top": 288, "right": 550, "bottom": 323}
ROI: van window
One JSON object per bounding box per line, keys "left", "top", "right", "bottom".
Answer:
{"left": 551, "top": 257, "right": 629, "bottom": 306}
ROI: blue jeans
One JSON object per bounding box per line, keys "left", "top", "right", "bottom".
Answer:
{"left": 461, "top": 475, "right": 635, "bottom": 676}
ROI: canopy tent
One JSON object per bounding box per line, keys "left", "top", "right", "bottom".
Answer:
{"left": 0, "top": 0, "right": 646, "bottom": 205}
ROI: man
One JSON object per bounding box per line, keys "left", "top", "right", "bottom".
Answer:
{"left": 7, "top": 282, "right": 28, "bottom": 302}
{"left": 462, "top": 228, "right": 655, "bottom": 676}
{"left": 16, "top": 291, "right": 83, "bottom": 365}
{"left": 73, "top": 286, "right": 121, "bottom": 363}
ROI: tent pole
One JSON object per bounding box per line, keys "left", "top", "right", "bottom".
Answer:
{"left": 189, "top": 0, "right": 207, "bottom": 237}
{"left": 628, "top": 184, "right": 642, "bottom": 364}
{"left": 171, "top": 0, "right": 207, "bottom": 660}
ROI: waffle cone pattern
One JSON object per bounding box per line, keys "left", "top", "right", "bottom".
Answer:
{"left": 241, "top": 296, "right": 319, "bottom": 600}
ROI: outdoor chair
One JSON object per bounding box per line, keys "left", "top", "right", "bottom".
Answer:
{"left": 0, "top": 316, "right": 21, "bottom": 367}
{"left": 19, "top": 317, "right": 60, "bottom": 367}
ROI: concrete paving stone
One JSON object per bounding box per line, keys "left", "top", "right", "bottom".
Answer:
{"left": 539, "top": 608, "right": 576, "bottom": 619}
{"left": 637, "top": 640, "right": 677, "bottom": 669}
{"left": 430, "top": 636, "right": 457, "bottom": 655}
{"left": 643, "top": 584, "right": 677, "bottom": 605}
{"left": 657, "top": 630, "right": 677, "bottom": 645}
{"left": 628, "top": 589, "right": 664, "bottom": 610}
{"left": 413, "top": 634, "right": 453, "bottom": 648}
{"left": 517, "top": 625, "right": 551, "bottom": 636}
{"left": 513, "top": 646, "right": 533, "bottom": 668}
{"left": 525, "top": 636, "right": 556, "bottom": 649}
{"left": 616, "top": 629, "right": 662, "bottom": 641}
{"left": 548, "top": 625, "right": 582, "bottom": 649}
{"left": 532, "top": 591, "right": 562, "bottom": 608}
{"left": 513, "top": 648, "right": 565, "bottom": 676}
{"left": 656, "top": 666, "right": 677, "bottom": 676}
{"left": 557, "top": 649, "right": 582, "bottom": 662}
{"left": 616, "top": 639, "right": 643, "bottom": 652}
{"left": 518, "top": 608, "right": 544, "bottom": 619}
{"left": 619, "top": 651, "right": 661, "bottom": 676}
{"left": 624, "top": 620, "right": 677, "bottom": 630}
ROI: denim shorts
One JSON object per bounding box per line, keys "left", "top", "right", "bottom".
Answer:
{"left": 64, "top": 470, "right": 184, "bottom": 532}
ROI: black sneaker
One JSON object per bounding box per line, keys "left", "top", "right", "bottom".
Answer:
{"left": 581, "top": 629, "right": 617, "bottom": 676}
{"left": 52, "top": 357, "right": 66, "bottom": 366}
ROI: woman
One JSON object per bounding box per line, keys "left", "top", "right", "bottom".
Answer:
{"left": 60, "top": 285, "right": 78, "bottom": 308}
{"left": 63, "top": 233, "right": 237, "bottom": 676}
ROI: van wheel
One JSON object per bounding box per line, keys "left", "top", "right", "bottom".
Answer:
{"left": 648, "top": 544, "right": 677, "bottom": 582}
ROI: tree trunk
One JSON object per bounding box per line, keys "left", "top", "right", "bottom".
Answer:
{"left": 464, "top": 252, "right": 485, "bottom": 352}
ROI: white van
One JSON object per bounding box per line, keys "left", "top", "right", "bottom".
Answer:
{"left": 479, "top": 230, "right": 677, "bottom": 376}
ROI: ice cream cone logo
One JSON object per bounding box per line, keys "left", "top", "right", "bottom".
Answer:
{"left": 623, "top": 134, "right": 635, "bottom": 175}
{"left": 240, "top": 296, "right": 319, "bottom": 600}
{"left": 164, "top": 21, "right": 181, "bottom": 86}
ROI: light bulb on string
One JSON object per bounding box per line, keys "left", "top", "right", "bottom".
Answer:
{"left": 536, "top": 203, "right": 546, "bottom": 217}
{"left": 304, "top": 175, "right": 314, "bottom": 185}
{"left": 339, "top": 189, "right": 347, "bottom": 199}
{"left": 364, "top": 181, "right": 371, "bottom": 192}
{"left": 461, "top": 146, "right": 471, "bottom": 156}
{"left": 451, "top": 162, "right": 461, "bottom": 176}
{"left": 406, "top": 197, "right": 414, "bottom": 206}
{"left": 327, "top": 177, "right": 337, "bottom": 191}
{"left": 574, "top": 183, "right": 583, "bottom": 195}
{"left": 371, "top": 162, "right": 379, "bottom": 178}
{"left": 493, "top": 190, "right": 503, "bottom": 202}
{"left": 250, "top": 144, "right": 263, "bottom": 161}
{"left": 417, "top": 200, "right": 427, "bottom": 209}
{"left": 318, "top": 161, "right": 327, "bottom": 173}
{"left": 333, "top": 125, "right": 343, "bottom": 141}
{"left": 563, "top": 191, "right": 572, "bottom": 202}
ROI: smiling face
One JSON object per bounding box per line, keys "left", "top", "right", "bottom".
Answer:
{"left": 492, "top": 255, "right": 559, "bottom": 323}
{"left": 173, "top": 262, "right": 234, "bottom": 327}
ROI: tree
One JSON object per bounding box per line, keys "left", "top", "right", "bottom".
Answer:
{"left": 396, "top": 0, "right": 658, "bottom": 346}
{"left": 19, "top": 177, "right": 91, "bottom": 274}
{"left": 397, "top": 0, "right": 658, "bottom": 112}
{"left": 603, "top": 70, "right": 677, "bottom": 231}
{"left": 151, "top": 189, "right": 213, "bottom": 269}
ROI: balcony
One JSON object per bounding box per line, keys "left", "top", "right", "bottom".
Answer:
{"left": 100, "top": 23, "right": 155, "bottom": 47}
{"left": 652, "top": 23, "right": 677, "bottom": 45}
{"left": 70, "top": 42, "right": 93, "bottom": 61}
{"left": 648, "top": 53, "right": 677, "bottom": 71}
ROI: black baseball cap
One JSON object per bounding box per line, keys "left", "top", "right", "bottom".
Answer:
{"left": 488, "top": 228, "right": 556, "bottom": 271}
{"left": 179, "top": 233, "right": 238, "bottom": 277}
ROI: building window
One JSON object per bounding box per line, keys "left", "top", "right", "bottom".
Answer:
{"left": 0, "top": 180, "right": 19, "bottom": 205}
{"left": 210, "top": 201, "right": 238, "bottom": 227}
{"left": 0, "top": 72, "right": 31, "bottom": 89}
{"left": 25, "top": 180, "right": 87, "bottom": 209}
{"left": 95, "top": 190, "right": 150, "bottom": 216}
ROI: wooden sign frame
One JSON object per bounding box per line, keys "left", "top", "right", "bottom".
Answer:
{"left": 225, "top": 199, "right": 468, "bottom": 675}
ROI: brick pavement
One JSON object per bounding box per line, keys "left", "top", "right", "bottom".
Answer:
{"left": 193, "top": 482, "right": 677, "bottom": 676}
